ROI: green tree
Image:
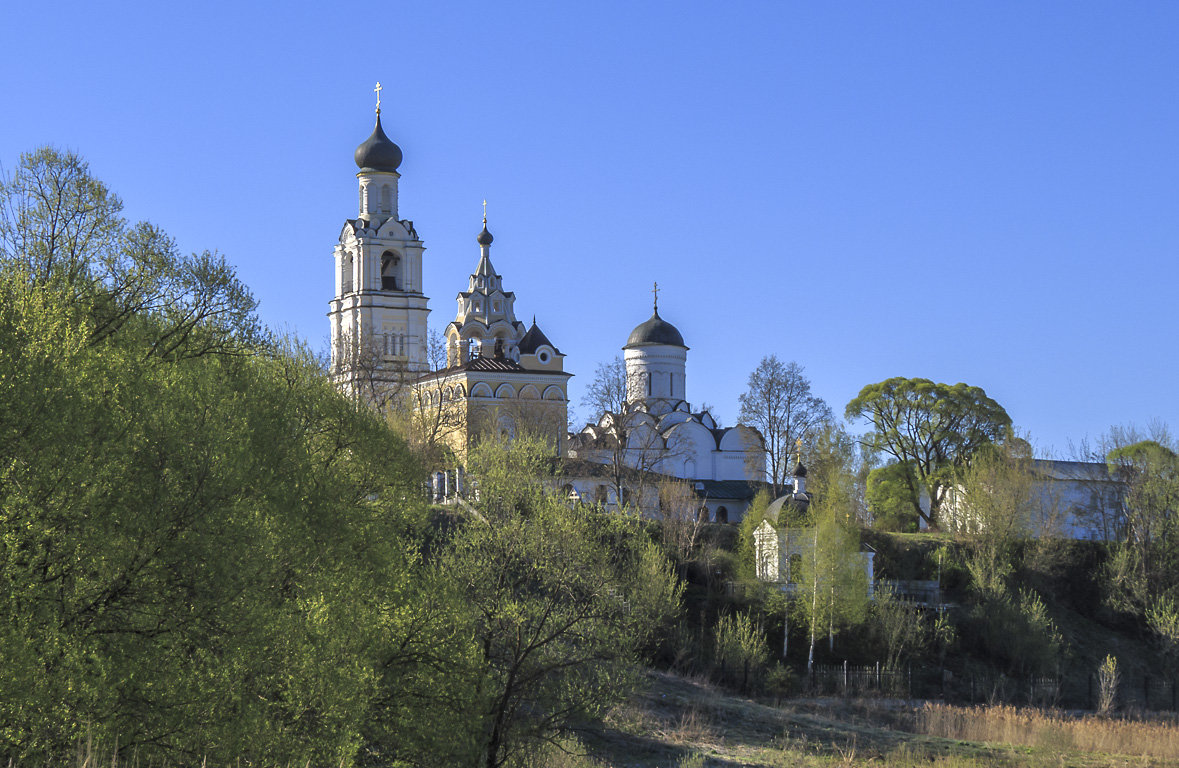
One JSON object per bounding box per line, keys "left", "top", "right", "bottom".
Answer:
{"left": 794, "top": 505, "right": 869, "bottom": 672}
{"left": 444, "top": 436, "right": 682, "bottom": 768}
{"left": 0, "top": 147, "right": 449, "bottom": 765}
{"left": 0, "top": 147, "right": 262, "bottom": 359}
{"left": 869, "top": 586, "right": 927, "bottom": 670}
{"left": 790, "top": 428, "right": 869, "bottom": 671}
{"left": 739, "top": 356, "right": 832, "bottom": 496}
{"left": 1106, "top": 437, "right": 1179, "bottom": 614}
{"left": 845, "top": 377, "right": 1011, "bottom": 529}
{"left": 866, "top": 462, "right": 920, "bottom": 532}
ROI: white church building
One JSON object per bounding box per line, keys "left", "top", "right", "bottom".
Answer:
{"left": 567, "top": 300, "right": 767, "bottom": 522}
{"left": 329, "top": 94, "right": 766, "bottom": 520}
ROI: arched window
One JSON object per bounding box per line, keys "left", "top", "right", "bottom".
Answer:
{"left": 381, "top": 251, "right": 400, "bottom": 291}
{"left": 716, "top": 506, "right": 729, "bottom": 524}
{"left": 380, "top": 185, "right": 392, "bottom": 213}
{"left": 341, "top": 254, "right": 354, "bottom": 293}
{"left": 697, "top": 507, "right": 710, "bottom": 523}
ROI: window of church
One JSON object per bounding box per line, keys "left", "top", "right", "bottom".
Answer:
{"left": 717, "top": 506, "right": 729, "bottom": 524}
{"left": 341, "top": 254, "right": 354, "bottom": 293}
{"left": 381, "top": 251, "right": 400, "bottom": 291}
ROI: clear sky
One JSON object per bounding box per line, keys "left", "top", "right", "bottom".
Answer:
{"left": 3, "top": 1, "right": 1176, "bottom": 455}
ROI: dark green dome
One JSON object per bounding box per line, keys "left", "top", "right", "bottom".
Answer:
{"left": 477, "top": 223, "right": 494, "bottom": 246}
{"left": 624, "top": 310, "right": 686, "bottom": 348}
{"left": 354, "top": 113, "right": 403, "bottom": 172}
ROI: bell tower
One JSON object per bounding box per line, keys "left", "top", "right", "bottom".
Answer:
{"left": 329, "top": 84, "right": 430, "bottom": 399}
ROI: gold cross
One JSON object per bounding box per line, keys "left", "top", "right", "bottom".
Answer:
{"left": 482, "top": 199, "right": 487, "bottom": 224}
{"left": 652, "top": 281, "right": 659, "bottom": 312}
{"left": 374, "top": 82, "right": 382, "bottom": 113}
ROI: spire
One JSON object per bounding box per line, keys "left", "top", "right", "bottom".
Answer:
{"left": 477, "top": 200, "right": 494, "bottom": 246}
{"left": 652, "top": 281, "right": 660, "bottom": 315}
{"left": 472, "top": 204, "right": 498, "bottom": 286}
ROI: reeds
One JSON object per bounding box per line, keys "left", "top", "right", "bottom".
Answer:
{"left": 916, "top": 701, "right": 1179, "bottom": 758}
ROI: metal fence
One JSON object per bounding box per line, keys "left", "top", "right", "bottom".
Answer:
{"left": 803, "top": 662, "right": 1179, "bottom": 712}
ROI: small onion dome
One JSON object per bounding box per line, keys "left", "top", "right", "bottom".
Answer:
{"left": 354, "top": 114, "right": 403, "bottom": 172}
{"left": 624, "top": 309, "right": 686, "bottom": 348}
{"left": 477, "top": 222, "right": 494, "bottom": 246}
{"left": 792, "top": 461, "right": 808, "bottom": 478}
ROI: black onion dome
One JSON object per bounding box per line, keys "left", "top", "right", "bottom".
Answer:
{"left": 354, "top": 114, "right": 403, "bottom": 172}
{"left": 792, "top": 461, "right": 808, "bottom": 478}
{"left": 477, "top": 223, "right": 494, "bottom": 246}
{"left": 624, "top": 310, "right": 687, "bottom": 348}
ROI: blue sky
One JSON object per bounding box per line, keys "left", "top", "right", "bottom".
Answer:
{"left": 3, "top": 1, "right": 1176, "bottom": 455}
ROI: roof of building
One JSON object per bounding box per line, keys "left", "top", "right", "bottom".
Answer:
{"left": 416, "top": 354, "right": 573, "bottom": 383}
{"left": 692, "top": 479, "right": 768, "bottom": 502}
{"left": 518, "top": 320, "right": 560, "bottom": 355}
{"left": 354, "top": 113, "right": 403, "bottom": 172}
{"left": 477, "top": 221, "right": 494, "bottom": 246}
{"left": 624, "top": 309, "right": 687, "bottom": 349}
{"left": 764, "top": 491, "right": 811, "bottom": 523}
{"left": 1032, "top": 459, "right": 1119, "bottom": 483}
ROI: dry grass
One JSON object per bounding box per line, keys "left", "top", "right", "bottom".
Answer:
{"left": 917, "top": 701, "right": 1179, "bottom": 759}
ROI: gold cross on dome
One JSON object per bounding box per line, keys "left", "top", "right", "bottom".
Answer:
{"left": 374, "top": 82, "right": 382, "bottom": 113}
{"left": 652, "top": 281, "right": 659, "bottom": 312}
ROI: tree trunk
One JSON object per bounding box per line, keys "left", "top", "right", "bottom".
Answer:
{"left": 782, "top": 600, "right": 789, "bottom": 658}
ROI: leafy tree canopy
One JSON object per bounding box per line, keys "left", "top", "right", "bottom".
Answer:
{"left": 845, "top": 377, "right": 1011, "bottom": 529}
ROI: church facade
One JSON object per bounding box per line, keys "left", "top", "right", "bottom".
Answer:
{"left": 330, "top": 101, "right": 764, "bottom": 517}
{"left": 329, "top": 103, "right": 569, "bottom": 460}
{"left": 413, "top": 217, "right": 571, "bottom": 459}
{"left": 566, "top": 301, "right": 767, "bottom": 522}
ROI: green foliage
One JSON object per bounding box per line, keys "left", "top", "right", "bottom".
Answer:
{"left": 0, "top": 147, "right": 465, "bottom": 766}
{"left": 1105, "top": 438, "right": 1179, "bottom": 614}
{"left": 869, "top": 586, "right": 928, "bottom": 670}
{"left": 963, "top": 588, "right": 1063, "bottom": 677}
{"left": 1098, "top": 654, "right": 1120, "bottom": 714}
{"left": 952, "top": 436, "right": 1041, "bottom": 538}
{"left": 442, "top": 438, "right": 683, "bottom": 768}
{"left": 735, "top": 489, "right": 773, "bottom": 580}
{"left": 713, "top": 612, "right": 770, "bottom": 686}
{"left": 0, "top": 147, "right": 263, "bottom": 359}
{"left": 1147, "top": 597, "right": 1179, "bottom": 672}
{"left": 793, "top": 506, "right": 870, "bottom": 670}
{"left": 845, "top": 377, "right": 1012, "bottom": 529}
{"left": 867, "top": 463, "right": 920, "bottom": 532}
